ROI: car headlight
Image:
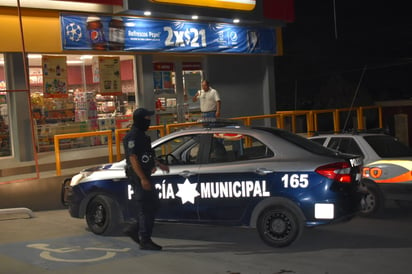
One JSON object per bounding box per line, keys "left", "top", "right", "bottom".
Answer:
{"left": 70, "top": 173, "right": 86, "bottom": 186}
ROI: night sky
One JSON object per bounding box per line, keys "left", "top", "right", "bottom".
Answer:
{"left": 275, "top": 0, "right": 412, "bottom": 110}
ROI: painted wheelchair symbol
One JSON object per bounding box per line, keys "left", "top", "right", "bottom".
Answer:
{"left": 27, "top": 243, "right": 130, "bottom": 263}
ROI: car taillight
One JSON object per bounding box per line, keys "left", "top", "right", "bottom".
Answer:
{"left": 315, "top": 162, "right": 352, "bottom": 183}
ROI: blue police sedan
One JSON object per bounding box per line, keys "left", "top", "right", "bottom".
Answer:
{"left": 62, "top": 124, "right": 364, "bottom": 247}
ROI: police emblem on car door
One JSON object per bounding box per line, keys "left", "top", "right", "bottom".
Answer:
{"left": 152, "top": 134, "right": 205, "bottom": 221}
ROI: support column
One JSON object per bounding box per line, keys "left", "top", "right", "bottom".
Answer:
{"left": 4, "top": 53, "right": 34, "bottom": 161}
{"left": 174, "top": 61, "right": 184, "bottom": 123}
{"left": 135, "top": 54, "right": 155, "bottom": 110}
{"left": 262, "top": 56, "right": 276, "bottom": 126}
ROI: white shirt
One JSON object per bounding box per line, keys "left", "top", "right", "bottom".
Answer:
{"left": 197, "top": 87, "right": 220, "bottom": 112}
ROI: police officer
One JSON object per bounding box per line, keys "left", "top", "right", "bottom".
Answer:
{"left": 123, "top": 108, "right": 169, "bottom": 250}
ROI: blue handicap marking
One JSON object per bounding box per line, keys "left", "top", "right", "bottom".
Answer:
{"left": 0, "top": 234, "right": 148, "bottom": 270}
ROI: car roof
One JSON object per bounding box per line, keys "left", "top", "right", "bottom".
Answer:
{"left": 152, "top": 124, "right": 352, "bottom": 162}
{"left": 154, "top": 125, "right": 275, "bottom": 141}
{"left": 158, "top": 124, "right": 300, "bottom": 138}
{"left": 309, "top": 132, "right": 387, "bottom": 138}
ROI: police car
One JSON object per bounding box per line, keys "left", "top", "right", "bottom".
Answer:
{"left": 62, "top": 123, "right": 364, "bottom": 247}
{"left": 309, "top": 132, "right": 412, "bottom": 216}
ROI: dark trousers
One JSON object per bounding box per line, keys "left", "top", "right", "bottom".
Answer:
{"left": 128, "top": 169, "right": 159, "bottom": 241}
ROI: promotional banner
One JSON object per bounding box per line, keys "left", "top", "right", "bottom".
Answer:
{"left": 42, "top": 56, "right": 68, "bottom": 98}
{"left": 61, "top": 14, "right": 278, "bottom": 55}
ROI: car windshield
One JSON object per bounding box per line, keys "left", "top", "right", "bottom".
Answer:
{"left": 254, "top": 127, "right": 339, "bottom": 157}
{"left": 364, "top": 135, "right": 412, "bottom": 157}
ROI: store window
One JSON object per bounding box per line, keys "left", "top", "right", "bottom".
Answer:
{"left": 28, "top": 54, "right": 136, "bottom": 152}
{"left": 0, "top": 54, "right": 12, "bottom": 157}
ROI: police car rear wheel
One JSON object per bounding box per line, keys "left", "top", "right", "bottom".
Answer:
{"left": 257, "top": 205, "right": 303, "bottom": 247}
{"left": 86, "top": 195, "right": 122, "bottom": 235}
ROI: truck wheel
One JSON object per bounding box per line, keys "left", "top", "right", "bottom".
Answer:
{"left": 257, "top": 205, "right": 303, "bottom": 247}
{"left": 86, "top": 195, "right": 122, "bottom": 235}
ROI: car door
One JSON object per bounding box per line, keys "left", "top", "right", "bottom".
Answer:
{"left": 196, "top": 131, "right": 275, "bottom": 223}
{"left": 152, "top": 133, "right": 208, "bottom": 221}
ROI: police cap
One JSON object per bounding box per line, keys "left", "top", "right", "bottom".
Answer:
{"left": 133, "top": 108, "right": 154, "bottom": 121}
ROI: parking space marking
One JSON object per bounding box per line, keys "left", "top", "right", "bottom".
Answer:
{"left": 27, "top": 243, "right": 130, "bottom": 263}
{"left": 0, "top": 235, "right": 146, "bottom": 270}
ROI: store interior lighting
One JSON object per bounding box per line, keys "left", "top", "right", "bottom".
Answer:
{"left": 28, "top": 54, "right": 42, "bottom": 59}
{"left": 191, "top": 15, "right": 199, "bottom": 20}
{"left": 233, "top": 18, "right": 240, "bottom": 24}
{"left": 80, "top": 55, "right": 93, "bottom": 60}
{"left": 144, "top": 11, "right": 152, "bottom": 16}
{"left": 25, "top": 54, "right": 134, "bottom": 66}
{"left": 66, "top": 60, "right": 84, "bottom": 64}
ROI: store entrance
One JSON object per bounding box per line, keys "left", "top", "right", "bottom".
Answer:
{"left": 153, "top": 57, "right": 204, "bottom": 124}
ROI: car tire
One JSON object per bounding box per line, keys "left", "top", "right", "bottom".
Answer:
{"left": 359, "top": 180, "right": 383, "bottom": 217}
{"left": 86, "top": 195, "right": 122, "bottom": 235}
{"left": 256, "top": 205, "right": 304, "bottom": 247}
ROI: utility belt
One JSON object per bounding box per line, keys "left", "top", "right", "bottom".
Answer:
{"left": 125, "top": 164, "right": 151, "bottom": 179}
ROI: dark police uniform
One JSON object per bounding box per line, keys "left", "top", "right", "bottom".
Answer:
{"left": 123, "top": 125, "right": 159, "bottom": 244}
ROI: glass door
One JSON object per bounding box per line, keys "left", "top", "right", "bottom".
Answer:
{"left": 182, "top": 62, "right": 203, "bottom": 122}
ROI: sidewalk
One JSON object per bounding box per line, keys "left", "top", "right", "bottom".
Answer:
{"left": 0, "top": 146, "right": 116, "bottom": 211}
{"left": 0, "top": 145, "right": 114, "bottom": 179}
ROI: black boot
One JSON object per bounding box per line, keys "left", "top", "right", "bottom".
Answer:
{"left": 139, "top": 239, "right": 162, "bottom": 250}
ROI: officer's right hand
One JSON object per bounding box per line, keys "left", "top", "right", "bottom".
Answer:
{"left": 141, "top": 178, "right": 152, "bottom": 190}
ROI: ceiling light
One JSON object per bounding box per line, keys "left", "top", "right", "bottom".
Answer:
{"left": 192, "top": 15, "right": 199, "bottom": 20}
{"left": 125, "top": 22, "right": 136, "bottom": 27}
{"left": 80, "top": 55, "right": 93, "bottom": 60}
{"left": 233, "top": 18, "right": 240, "bottom": 24}
{"left": 144, "top": 11, "right": 151, "bottom": 16}
{"left": 67, "top": 60, "right": 83, "bottom": 64}
{"left": 28, "top": 54, "right": 42, "bottom": 59}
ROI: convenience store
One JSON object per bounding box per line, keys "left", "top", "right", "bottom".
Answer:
{"left": 0, "top": 0, "right": 294, "bottom": 178}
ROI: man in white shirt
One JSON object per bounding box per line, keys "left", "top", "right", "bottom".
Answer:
{"left": 192, "top": 80, "right": 221, "bottom": 119}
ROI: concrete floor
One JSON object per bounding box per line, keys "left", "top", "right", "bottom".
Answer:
{"left": 0, "top": 146, "right": 116, "bottom": 211}
{"left": 1, "top": 208, "right": 412, "bottom": 274}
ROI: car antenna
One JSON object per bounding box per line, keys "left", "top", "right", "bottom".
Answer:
{"left": 341, "top": 64, "right": 368, "bottom": 133}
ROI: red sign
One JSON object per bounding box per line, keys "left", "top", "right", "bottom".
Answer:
{"left": 153, "top": 63, "right": 174, "bottom": 71}
{"left": 263, "top": 0, "right": 295, "bottom": 23}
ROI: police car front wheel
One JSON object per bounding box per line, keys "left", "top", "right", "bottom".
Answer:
{"left": 86, "top": 195, "right": 122, "bottom": 235}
